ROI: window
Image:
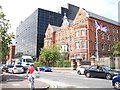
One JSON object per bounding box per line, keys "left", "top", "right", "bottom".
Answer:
{"left": 112, "top": 29, "right": 115, "bottom": 32}
{"left": 48, "top": 40, "right": 50, "bottom": 46}
{"left": 82, "top": 53, "right": 85, "bottom": 60}
{"left": 76, "top": 54, "right": 80, "bottom": 59}
{"left": 113, "top": 36, "right": 116, "bottom": 41}
{"left": 61, "top": 45, "right": 67, "bottom": 52}
{"left": 81, "top": 30, "right": 86, "bottom": 36}
{"left": 75, "top": 30, "right": 79, "bottom": 37}
{"left": 62, "top": 30, "right": 64, "bottom": 35}
{"left": 70, "top": 28, "right": 72, "bottom": 33}
{"left": 101, "top": 33, "right": 104, "bottom": 39}
{"left": 116, "top": 29, "right": 118, "bottom": 33}
{"left": 101, "top": 44, "right": 104, "bottom": 50}
{"left": 81, "top": 41, "right": 86, "bottom": 49}
{"left": 76, "top": 41, "right": 80, "bottom": 49}
{"left": 107, "top": 35, "right": 110, "bottom": 40}
{"left": 70, "top": 36, "right": 72, "bottom": 42}
{"left": 108, "top": 45, "right": 110, "bottom": 51}
{"left": 89, "top": 66, "right": 97, "bottom": 70}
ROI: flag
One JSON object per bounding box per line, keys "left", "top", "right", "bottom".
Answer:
{"left": 95, "top": 21, "right": 100, "bottom": 31}
{"left": 101, "top": 25, "right": 108, "bottom": 32}
{"left": 95, "top": 21, "right": 108, "bottom": 32}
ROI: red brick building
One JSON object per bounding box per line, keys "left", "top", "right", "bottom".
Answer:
{"left": 44, "top": 7, "right": 120, "bottom": 68}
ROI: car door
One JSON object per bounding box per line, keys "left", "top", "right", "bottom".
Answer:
{"left": 89, "top": 66, "right": 98, "bottom": 77}
{"left": 96, "top": 66, "right": 106, "bottom": 78}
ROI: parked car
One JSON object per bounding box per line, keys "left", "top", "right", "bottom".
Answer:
{"left": 1, "top": 64, "right": 8, "bottom": 72}
{"left": 77, "top": 65, "right": 91, "bottom": 75}
{"left": 5, "top": 64, "right": 14, "bottom": 72}
{"left": 84, "top": 65, "right": 120, "bottom": 80}
{"left": 8, "top": 64, "right": 24, "bottom": 74}
{"left": 112, "top": 75, "right": 120, "bottom": 89}
{"left": 39, "top": 67, "right": 52, "bottom": 72}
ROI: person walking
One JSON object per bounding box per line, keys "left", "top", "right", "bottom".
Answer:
{"left": 27, "top": 64, "right": 35, "bottom": 90}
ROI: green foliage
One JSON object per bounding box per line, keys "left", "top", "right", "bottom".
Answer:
{"left": 39, "top": 45, "right": 60, "bottom": 67}
{"left": 0, "top": 6, "right": 15, "bottom": 59}
{"left": 63, "top": 60, "right": 71, "bottom": 67}
{"left": 34, "top": 61, "right": 42, "bottom": 67}
{"left": 112, "top": 42, "right": 120, "bottom": 56}
{"left": 55, "top": 60, "right": 71, "bottom": 67}
{"left": 15, "top": 52, "right": 23, "bottom": 58}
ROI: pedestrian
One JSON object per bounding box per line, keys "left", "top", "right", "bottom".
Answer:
{"left": 27, "top": 64, "right": 35, "bottom": 90}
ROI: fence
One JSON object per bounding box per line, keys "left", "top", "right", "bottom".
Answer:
{"left": 99, "top": 57, "right": 120, "bottom": 70}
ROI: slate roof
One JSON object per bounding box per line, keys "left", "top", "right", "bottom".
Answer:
{"left": 51, "top": 25, "right": 60, "bottom": 32}
{"left": 85, "top": 9, "right": 119, "bottom": 26}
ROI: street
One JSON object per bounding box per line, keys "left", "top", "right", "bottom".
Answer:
{"left": 1, "top": 70, "right": 115, "bottom": 89}
{"left": 39, "top": 70, "right": 113, "bottom": 88}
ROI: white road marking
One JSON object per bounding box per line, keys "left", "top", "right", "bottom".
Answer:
{"left": 36, "top": 78, "right": 89, "bottom": 88}
{"left": 12, "top": 83, "right": 20, "bottom": 86}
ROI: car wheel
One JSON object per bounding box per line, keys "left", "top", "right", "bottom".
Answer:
{"left": 106, "top": 74, "right": 112, "bottom": 80}
{"left": 85, "top": 72, "right": 91, "bottom": 78}
{"left": 114, "top": 81, "right": 120, "bottom": 89}
{"left": 77, "top": 70, "right": 81, "bottom": 75}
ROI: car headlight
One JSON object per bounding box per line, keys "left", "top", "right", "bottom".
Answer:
{"left": 112, "top": 75, "right": 118, "bottom": 79}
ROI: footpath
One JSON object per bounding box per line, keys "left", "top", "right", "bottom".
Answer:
{"left": 0, "top": 74, "right": 49, "bottom": 90}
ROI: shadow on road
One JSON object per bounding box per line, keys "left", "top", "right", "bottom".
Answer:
{"left": 1, "top": 74, "right": 27, "bottom": 83}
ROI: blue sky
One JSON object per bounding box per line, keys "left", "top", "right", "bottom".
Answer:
{"left": 0, "top": 0, "right": 119, "bottom": 43}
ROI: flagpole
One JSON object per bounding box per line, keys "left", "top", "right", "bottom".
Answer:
{"left": 95, "top": 21, "right": 99, "bottom": 62}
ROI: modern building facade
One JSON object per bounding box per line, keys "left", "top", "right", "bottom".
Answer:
{"left": 44, "top": 6, "right": 120, "bottom": 67}
{"left": 15, "top": 4, "right": 79, "bottom": 58}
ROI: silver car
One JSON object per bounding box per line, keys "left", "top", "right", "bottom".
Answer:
{"left": 8, "top": 65, "right": 24, "bottom": 74}
{"left": 77, "top": 65, "right": 91, "bottom": 75}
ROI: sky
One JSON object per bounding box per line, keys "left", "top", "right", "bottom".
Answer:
{"left": 0, "top": 0, "right": 119, "bottom": 44}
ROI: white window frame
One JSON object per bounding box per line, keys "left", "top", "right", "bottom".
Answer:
{"left": 108, "top": 44, "right": 110, "bottom": 51}
{"left": 75, "top": 41, "right": 80, "bottom": 49}
{"left": 101, "top": 33, "right": 104, "bottom": 39}
{"left": 75, "top": 30, "right": 80, "bottom": 37}
{"left": 81, "top": 40, "right": 86, "bottom": 49}
{"left": 107, "top": 35, "right": 110, "bottom": 40}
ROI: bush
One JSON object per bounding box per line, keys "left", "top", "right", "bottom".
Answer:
{"left": 54, "top": 60, "right": 70, "bottom": 67}
{"left": 34, "top": 61, "right": 42, "bottom": 67}
{"left": 63, "top": 60, "right": 71, "bottom": 67}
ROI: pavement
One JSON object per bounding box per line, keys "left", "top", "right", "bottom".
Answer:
{"left": 0, "top": 74, "right": 50, "bottom": 90}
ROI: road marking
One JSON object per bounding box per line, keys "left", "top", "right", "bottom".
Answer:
{"left": 12, "top": 84, "right": 20, "bottom": 86}
{"left": 36, "top": 78, "right": 89, "bottom": 88}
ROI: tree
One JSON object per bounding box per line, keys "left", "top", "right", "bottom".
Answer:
{"left": 0, "top": 6, "right": 15, "bottom": 60}
{"left": 15, "top": 52, "right": 24, "bottom": 58}
{"left": 112, "top": 42, "right": 120, "bottom": 56}
{"left": 39, "top": 45, "right": 60, "bottom": 67}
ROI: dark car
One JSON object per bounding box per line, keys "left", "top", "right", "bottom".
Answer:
{"left": 84, "top": 65, "right": 120, "bottom": 80}
{"left": 112, "top": 75, "right": 120, "bottom": 89}
{"left": 39, "top": 67, "right": 52, "bottom": 72}
{"left": 4, "top": 64, "right": 14, "bottom": 72}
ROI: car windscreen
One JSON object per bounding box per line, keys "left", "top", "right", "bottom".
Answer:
{"left": 7, "top": 65, "right": 14, "bottom": 68}
{"left": 26, "top": 59, "right": 33, "bottom": 63}
{"left": 80, "top": 65, "right": 90, "bottom": 69}
{"left": 15, "top": 65, "right": 23, "bottom": 67}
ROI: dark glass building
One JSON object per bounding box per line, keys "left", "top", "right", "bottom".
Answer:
{"left": 15, "top": 4, "right": 79, "bottom": 58}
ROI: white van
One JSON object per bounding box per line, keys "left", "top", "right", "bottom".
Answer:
{"left": 19, "top": 55, "right": 34, "bottom": 67}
